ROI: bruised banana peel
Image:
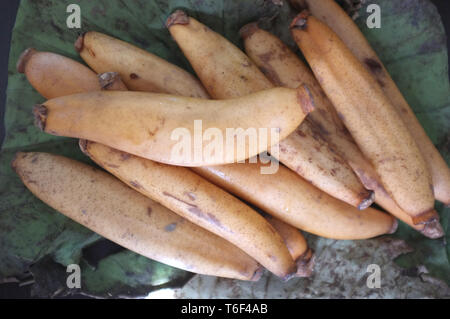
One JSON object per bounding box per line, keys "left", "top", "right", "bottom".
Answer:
{"left": 80, "top": 140, "right": 297, "bottom": 279}
{"left": 291, "top": 12, "right": 435, "bottom": 225}
{"left": 34, "top": 87, "right": 311, "bottom": 167}
{"left": 167, "top": 10, "right": 373, "bottom": 209}
{"left": 241, "top": 23, "right": 442, "bottom": 237}
{"left": 12, "top": 152, "right": 262, "bottom": 281}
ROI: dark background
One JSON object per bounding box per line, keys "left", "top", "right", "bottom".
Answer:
{"left": 0, "top": 0, "right": 449, "bottom": 298}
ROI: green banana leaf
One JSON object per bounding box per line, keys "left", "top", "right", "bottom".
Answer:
{"left": 0, "top": 0, "right": 448, "bottom": 298}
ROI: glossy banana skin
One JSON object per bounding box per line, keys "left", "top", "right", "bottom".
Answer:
{"left": 241, "top": 24, "right": 442, "bottom": 238}
{"left": 76, "top": 31, "right": 209, "bottom": 98}
{"left": 17, "top": 48, "right": 101, "bottom": 98}
{"left": 12, "top": 152, "right": 262, "bottom": 281}
{"left": 81, "top": 141, "right": 297, "bottom": 279}
{"left": 293, "top": 0, "right": 450, "bottom": 206}
{"left": 166, "top": 10, "right": 373, "bottom": 209}
{"left": 291, "top": 12, "right": 435, "bottom": 224}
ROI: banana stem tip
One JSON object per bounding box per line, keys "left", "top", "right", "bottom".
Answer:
{"left": 166, "top": 10, "right": 189, "bottom": 28}
{"left": 358, "top": 191, "right": 375, "bottom": 210}
{"left": 74, "top": 32, "right": 86, "bottom": 52}
{"left": 295, "top": 249, "right": 315, "bottom": 277}
{"left": 239, "top": 22, "right": 259, "bottom": 39}
{"left": 290, "top": 10, "right": 310, "bottom": 30}
{"left": 33, "top": 104, "right": 47, "bottom": 131}
{"left": 17, "top": 48, "right": 37, "bottom": 73}
{"left": 98, "top": 72, "right": 121, "bottom": 89}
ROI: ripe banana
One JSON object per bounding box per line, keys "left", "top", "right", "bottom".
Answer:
{"left": 241, "top": 24, "right": 442, "bottom": 237}
{"left": 292, "top": 0, "right": 450, "bottom": 205}
{"left": 266, "top": 216, "right": 314, "bottom": 277}
{"left": 80, "top": 140, "right": 297, "bottom": 279}
{"left": 193, "top": 162, "right": 397, "bottom": 240}
{"left": 34, "top": 87, "right": 310, "bottom": 166}
{"left": 75, "top": 31, "right": 209, "bottom": 99}
{"left": 12, "top": 152, "right": 262, "bottom": 281}
{"left": 17, "top": 48, "right": 101, "bottom": 99}
{"left": 291, "top": 12, "right": 435, "bottom": 225}
{"left": 166, "top": 10, "right": 373, "bottom": 209}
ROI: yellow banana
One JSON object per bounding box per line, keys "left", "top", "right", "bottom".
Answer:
{"left": 166, "top": 10, "right": 373, "bottom": 208}
{"left": 17, "top": 48, "right": 101, "bottom": 99}
{"left": 75, "top": 31, "right": 209, "bottom": 98}
{"left": 34, "top": 87, "right": 311, "bottom": 166}
{"left": 81, "top": 141, "right": 297, "bottom": 279}
{"left": 193, "top": 162, "right": 397, "bottom": 240}
{"left": 241, "top": 23, "right": 442, "bottom": 237}
{"left": 292, "top": 0, "right": 450, "bottom": 205}
{"left": 291, "top": 12, "right": 435, "bottom": 225}
{"left": 12, "top": 152, "right": 262, "bottom": 281}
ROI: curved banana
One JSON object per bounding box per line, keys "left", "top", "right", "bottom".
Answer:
{"left": 193, "top": 162, "right": 397, "bottom": 240}
{"left": 75, "top": 31, "right": 209, "bottom": 98}
{"left": 265, "top": 216, "right": 314, "bottom": 277}
{"left": 292, "top": 0, "right": 450, "bottom": 206}
{"left": 80, "top": 141, "right": 297, "bottom": 279}
{"left": 291, "top": 12, "right": 435, "bottom": 225}
{"left": 12, "top": 152, "right": 262, "bottom": 281}
{"left": 166, "top": 10, "right": 373, "bottom": 209}
{"left": 241, "top": 24, "right": 442, "bottom": 237}
{"left": 34, "top": 87, "right": 310, "bottom": 167}
{"left": 17, "top": 48, "right": 101, "bottom": 98}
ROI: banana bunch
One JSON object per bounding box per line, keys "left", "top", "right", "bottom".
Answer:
{"left": 14, "top": 0, "right": 448, "bottom": 282}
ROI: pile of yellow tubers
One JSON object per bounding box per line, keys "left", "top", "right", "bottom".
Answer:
{"left": 13, "top": 0, "right": 449, "bottom": 282}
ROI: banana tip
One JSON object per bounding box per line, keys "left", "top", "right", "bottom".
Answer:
{"left": 388, "top": 218, "right": 398, "bottom": 234}
{"left": 411, "top": 209, "right": 439, "bottom": 226}
{"left": 239, "top": 22, "right": 259, "bottom": 40}
{"left": 290, "top": 10, "right": 310, "bottom": 30}
{"left": 16, "top": 48, "right": 37, "bottom": 73}
{"left": 11, "top": 152, "right": 25, "bottom": 173}
{"left": 74, "top": 32, "right": 86, "bottom": 52}
{"left": 294, "top": 249, "right": 315, "bottom": 277}
{"left": 420, "top": 219, "right": 444, "bottom": 239}
{"left": 98, "top": 72, "right": 121, "bottom": 90}
{"left": 33, "top": 104, "right": 47, "bottom": 131}
{"left": 166, "top": 10, "right": 189, "bottom": 29}
{"left": 298, "top": 84, "right": 315, "bottom": 114}
{"left": 78, "top": 139, "right": 90, "bottom": 156}
{"left": 358, "top": 191, "right": 375, "bottom": 210}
